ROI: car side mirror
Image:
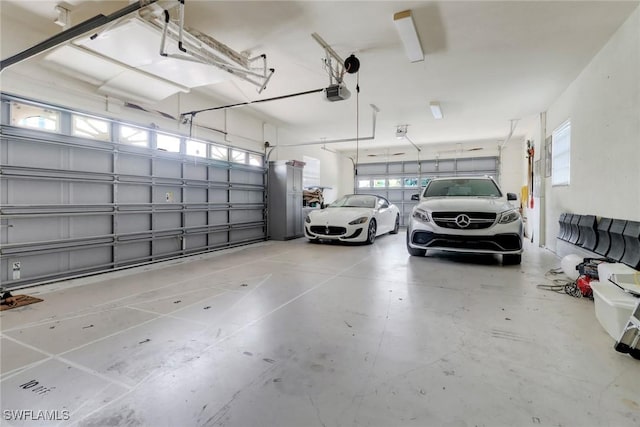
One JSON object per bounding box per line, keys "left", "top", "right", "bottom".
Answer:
{"left": 507, "top": 193, "right": 517, "bottom": 201}
{"left": 411, "top": 194, "right": 419, "bottom": 201}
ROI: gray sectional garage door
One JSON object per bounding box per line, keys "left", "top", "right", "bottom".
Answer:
{"left": 355, "top": 158, "right": 499, "bottom": 226}
{"left": 0, "top": 96, "right": 265, "bottom": 289}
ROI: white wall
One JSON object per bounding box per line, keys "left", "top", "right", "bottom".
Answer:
{"left": 541, "top": 6, "right": 640, "bottom": 252}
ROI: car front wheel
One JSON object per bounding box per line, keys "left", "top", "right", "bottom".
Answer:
{"left": 366, "top": 219, "right": 377, "bottom": 245}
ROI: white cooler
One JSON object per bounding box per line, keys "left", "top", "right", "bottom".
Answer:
{"left": 591, "top": 280, "right": 639, "bottom": 340}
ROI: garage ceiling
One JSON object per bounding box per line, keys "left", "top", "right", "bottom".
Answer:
{"left": 1, "top": 0, "right": 638, "bottom": 150}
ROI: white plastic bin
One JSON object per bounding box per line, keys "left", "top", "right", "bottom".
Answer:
{"left": 591, "top": 281, "right": 639, "bottom": 339}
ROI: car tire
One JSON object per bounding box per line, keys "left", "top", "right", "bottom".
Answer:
{"left": 308, "top": 238, "right": 320, "bottom": 244}
{"left": 366, "top": 219, "right": 377, "bottom": 245}
{"left": 390, "top": 215, "right": 400, "bottom": 234}
{"left": 406, "top": 229, "right": 426, "bottom": 256}
{"left": 503, "top": 254, "right": 522, "bottom": 265}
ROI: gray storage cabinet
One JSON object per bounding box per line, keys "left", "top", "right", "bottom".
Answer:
{"left": 268, "top": 160, "right": 304, "bottom": 240}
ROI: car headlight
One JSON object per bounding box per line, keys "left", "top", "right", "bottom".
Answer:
{"left": 498, "top": 209, "right": 520, "bottom": 224}
{"left": 412, "top": 208, "right": 430, "bottom": 223}
{"left": 348, "top": 216, "right": 369, "bottom": 225}
{"left": 305, "top": 216, "right": 311, "bottom": 224}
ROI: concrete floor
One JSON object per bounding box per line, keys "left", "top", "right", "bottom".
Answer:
{"left": 1, "top": 233, "right": 639, "bottom": 427}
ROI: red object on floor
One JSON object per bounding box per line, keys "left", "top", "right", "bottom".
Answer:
{"left": 576, "top": 275, "right": 593, "bottom": 298}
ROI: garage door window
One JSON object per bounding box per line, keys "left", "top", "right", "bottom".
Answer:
{"left": 156, "top": 133, "right": 181, "bottom": 152}
{"left": 72, "top": 114, "right": 111, "bottom": 141}
{"left": 186, "top": 139, "right": 207, "bottom": 158}
{"left": 11, "top": 102, "right": 60, "bottom": 132}
{"left": 120, "top": 125, "right": 149, "bottom": 147}
{"left": 210, "top": 145, "right": 228, "bottom": 161}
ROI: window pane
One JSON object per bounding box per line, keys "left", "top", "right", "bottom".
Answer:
{"left": 231, "top": 149, "right": 246, "bottom": 164}
{"left": 120, "top": 125, "right": 149, "bottom": 147}
{"left": 249, "top": 154, "right": 263, "bottom": 167}
{"left": 552, "top": 120, "right": 571, "bottom": 186}
{"left": 210, "top": 145, "right": 228, "bottom": 161}
{"left": 373, "top": 179, "right": 386, "bottom": 188}
{"left": 404, "top": 178, "right": 418, "bottom": 187}
{"left": 358, "top": 180, "right": 371, "bottom": 188}
{"left": 186, "top": 140, "right": 207, "bottom": 157}
{"left": 157, "top": 133, "right": 181, "bottom": 152}
{"left": 420, "top": 178, "right": 431, "bottom": 187}
{"left": 303, "top": 156, "right": 320, "bottom": 187}
{"left": 72, "top": 115, "right": 110, "bottom": 141}
{"left": 388, "top": 178, "right": 402, "bottom": 188}
{"left": 11, "top": 102, "right": 60, "bottom": 132}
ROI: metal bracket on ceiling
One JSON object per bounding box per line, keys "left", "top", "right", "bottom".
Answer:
{"left": 150, "top": 0, "right": 275, "bottom": 93}
{"left": 312, "top": 32, "right": 347, "bottom": 85}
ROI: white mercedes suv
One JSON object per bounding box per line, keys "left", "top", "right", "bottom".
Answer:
{"left": 406, "top": 176, "right": 523, "bottom": 264}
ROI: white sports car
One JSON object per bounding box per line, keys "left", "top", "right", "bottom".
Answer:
{"left": 304, "top": 194, "right": 400, "bottom": 244}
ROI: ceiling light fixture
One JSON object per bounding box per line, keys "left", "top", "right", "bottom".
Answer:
{"left": 393, "top": 10, "right": 424, "bottom": 63}
{"left": 430, "top": 102, "right": 443, "bottom": 120}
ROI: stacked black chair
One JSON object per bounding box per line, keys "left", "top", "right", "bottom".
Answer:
{"left": 563, "top": 214, "right": 574, "bottom": 242}
{"left": 578, "top": 215, "right": 598, "bottom": 251}
{"left": 568, "top": 214, "right": 581, "bottom": 245}
{"left": 594, "top": 217, "right": 613, "bottom": 256}
{"left": 558, "top": 213, "right": 570, "bottom": 240}
{"left": 607, "top": 219, "right": 628, "bottom": 262}
{"left": 621, "top": 221, "right": 640, "bottom": 269}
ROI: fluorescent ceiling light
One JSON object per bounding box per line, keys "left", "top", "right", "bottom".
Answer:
{"left": 393, "top": 10, "right": 424, "bottom": 63}
{"left": 430, "top": 102, "right": 443, "bottom": 120}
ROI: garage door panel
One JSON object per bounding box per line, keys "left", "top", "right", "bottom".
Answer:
{"left": 209, "top": 189, "right": 228, "bottom": 203}
{"left": 7, "top": 217, "right": 64, "bottom": 243}
{"left": 230, "top": 190, "right": 262, "bottom": 204}
{"left": 70, "top": 149, "right": 112, "bottom": 174}
{"left": 7, "top": 139, "right": 65, "bottom": 169}
{"left": 117, "top": 213, "right": 151, "bottom": 233}
{"left": 70, "top": 247, "right": 111, "bottom": 270}
{"left": 186, "top": 212, "right": 207, "bottom": 228}
{"left": 155, "top": 212, "right": 181, "bottom": 230}
{"left": 118, "top": 155, "right": 151, "bottom": 175}
{"left": 230, "top": 210, "right": 262, "bottom": 223}
{"left": 154, "top": 237, "right": 181, "bottom": 256}
{"left": 10, "top": 180, "right": 63, "bottom": 204}
{"left": 70, "top": 182, "right": 111, "bottom": 204}
{"left": 209, "top": 211, "right": 228, "bottom": 225}
{"left": 230, "top": 228, "right": 263, "bottom": 242}
{"left": 71, "top": 215, "right": 112, "bottom": 238}
{"left": 154, "top": 159, "right": 181, "bottom": 178}
{"left": 184, "top": 163, "right": 207, "bottom": 180}
{"left": 208, "top": 232, "right": 228, "bottom": 246}
{"left": 118, "top": 184, "right": 151, "bottom": 203}
{"left": 185, "top": 188, "right": 207, "bottom": 203}
{"left": 154, "top": 186, "right": 182, "bottom": 203}
{"left": 230, "top": 170, "right": 263, "bottom": 185}
{"left": 209, "top": 166, "right": 228, "bottom": 182}
{"left": 117, "top": 241, "right": 151, "bottom": 264}
{"left": 185, "top": 234, "right": 207, "bottom": 251}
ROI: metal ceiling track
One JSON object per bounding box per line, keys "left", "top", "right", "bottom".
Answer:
{"left": 1, "top": 0, "right": 274, "bottom": 93}
{"left": 279, "top": 104, "right": 380, "bottom": 147}
{"left": 0, "top": 0, "right": 160, "bottom": 71}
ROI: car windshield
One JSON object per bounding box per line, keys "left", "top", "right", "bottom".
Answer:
{"left": 423, "top": 179, "right": 502, "bottom": 197}
{"left": 329, "top": 195, "right": 376, "bottom": 208}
